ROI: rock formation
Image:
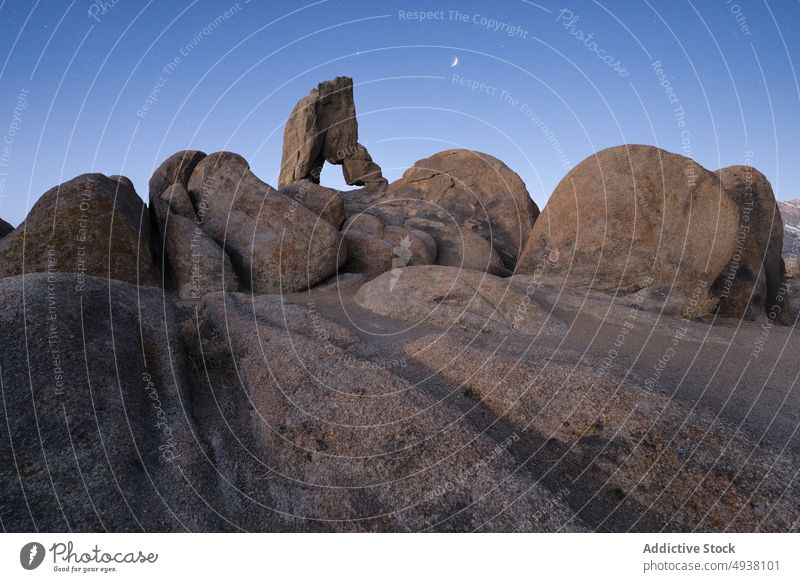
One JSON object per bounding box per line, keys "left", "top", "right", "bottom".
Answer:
{"left": 278, "top": 79, "right": 539, "bottom": 281}
{"left": 186, "top": 151, "right": 344, "bottom": 293}
{"left": 2, "top": 77, "right": 799, "bottom": 534}
{"left": 0, "top": 273, "right": 223, "bottom": 531}
{"left": 386, "top": 149, "right": 539, "bottom": 272}
{"left": 404, "top": 216, "right": 507, "bottom": 275}
{"left": 279, "top": 77, "right": 386, "bottom": 188}
{"left": 0, "top": 173, "right": 160, "bottom": 286}
{"left": 516, "top": 145, "right": 740, "bottom": 316}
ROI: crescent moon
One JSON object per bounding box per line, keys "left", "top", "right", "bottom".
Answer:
{"left": 450, "top": 56, "right": 459, "bottom": 67}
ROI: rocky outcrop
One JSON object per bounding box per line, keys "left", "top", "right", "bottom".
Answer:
{"left": 516, "top": 145, "right": 740, "bottom": 316}
{"left": 779, "top": 198, "right": 800, "bottom": 276}
{"left": 779, "top": 198, "right": 800, "bottom": 255}
{"left": 4, "top": 66, "right": 799, "bottom": 535}
{"left": 183, "top": 291, "right": 583, "bottom": 531}
{"left": 147, "top": 151, "right": 243, "bottom": 298}
{"left": 188, "top": 151, "right": 344, "bottom": 293}
{"left": 386, "top": 149, "right": 539, "bottom": 271}
{"left": 0, "top": 173, "right": 160, "bottom": 286}
{"left": 0, "top": 217, "right": 13, "bottom": 239}
{"left": 0, "top": 273, "right": 222, "bottom": 531}
{"left": 356, "top": 265, "right": 566, "bottom": 335}
{"left": 279, "top": 77, "right": 386, "bottom": 188}
{"left": 336, "top": 149, "right": 537, "bottom": 276}
{"left": 713, "top": 166, "right": 786, "bottom": 320}
{"left": 280, "top": 83, "right": 537, "bottom": 277}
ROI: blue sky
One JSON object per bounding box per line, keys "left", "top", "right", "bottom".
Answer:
{"left": 0, "top": 0, "right": 798, "bottom": 226}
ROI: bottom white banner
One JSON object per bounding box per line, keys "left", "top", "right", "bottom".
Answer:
{"left": 1, "top": 533, "right": 796, "bottom": 581}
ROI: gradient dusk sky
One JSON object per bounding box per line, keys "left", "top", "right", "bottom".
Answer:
{"left": 0, "top": 0, "right": 798, "bottom": 226}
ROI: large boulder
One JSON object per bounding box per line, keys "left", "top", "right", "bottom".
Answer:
{"left": 713, "top": 166, "right": 786, "bottom": 320}
{"left": 0, "top": 217, "right": 13, "bottom": 239}
{"left": 516, "top": 145, "right": 740, "bottom": 315}
{"left": 187, "top": 151, "right": 344, "bottom": 293}
{"left": 386, "top": 149, "right": 539, "bottom": 271}
{"left": 355, "top": 265, "right": 566, "bottom": 335}
{"left": 337, "top": 194, "right": 509, "bottom": 276}
{"left": 278, "top": 77, "right": 386, "bottom": 188}
{"left": 0, "top": 273, "right": 223, "bottom": 531}
{"left": 0, "top": 174, "right": 160, "bottom": 287}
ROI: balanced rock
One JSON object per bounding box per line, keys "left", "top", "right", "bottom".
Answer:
{"left": 713, "top": 166, "right": 786, "bottom": 320}
{"left": 0, "top": 173, "right": 160, "bottom": 286}
{"left": 516, "top": 145, "right": 740, "bottom": 315}
{"left": 188, "top": 151, "right": 344, "bottom": 293}
{"left": 386, "top": 149, "right": 539, "bottom": 271}
{"left": 279, "top": 91, "right": 321, "bottom": 185}
{"left": 279, "top": 77, "right": 386, "bottom": 188}
{"left": 356, "top": 265, "right": 565, "bottom": 335}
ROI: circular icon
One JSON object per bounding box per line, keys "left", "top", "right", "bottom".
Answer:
{"left": 20, "top": 542, "right": 45, "bottom": 570}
